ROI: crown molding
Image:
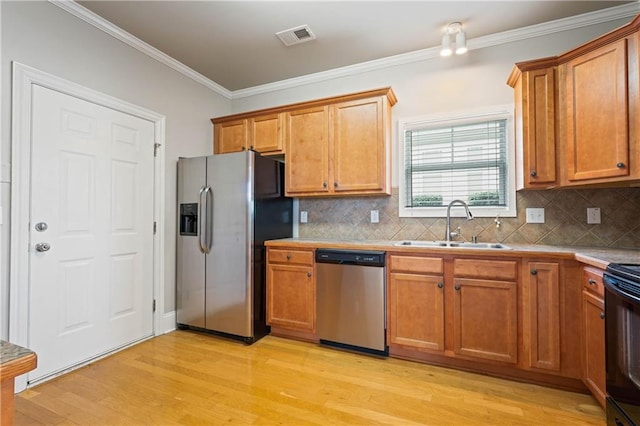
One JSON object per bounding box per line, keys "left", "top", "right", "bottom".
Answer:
{"left": 49, "top": 0, "right": 233, "bottom": 99}
{"left": 51, "top": 0, "right": 640, "bottom": 101}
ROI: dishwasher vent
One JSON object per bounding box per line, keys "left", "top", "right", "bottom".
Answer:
{"left": 276, "top": 25, "right": 316, "bottom": 47}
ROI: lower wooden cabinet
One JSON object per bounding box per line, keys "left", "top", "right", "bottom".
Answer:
{"left": 582, "top": 267, "right": 606, "bottom": 408}
{"left": 388, "top": 255, "right": 445, "bottom": 351}
{"left": 266, "top": 248, "right": 316, "bottom": 338}
{"left": 452, "top": 259, "right": 518, "bottom": 364}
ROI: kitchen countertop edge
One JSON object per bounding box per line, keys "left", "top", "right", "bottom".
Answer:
{"left": 265, "top": 238, "right": 638, "bottom": 268}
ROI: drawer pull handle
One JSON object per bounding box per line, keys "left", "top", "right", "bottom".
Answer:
{"left": 437, "top": 282, "right": 444, "bottom": 289}
{"left": 588, "top": 278, "right": 597, "bottom": 285}
{"left": 531, "top": 269, "right": 537, "bottom": 275}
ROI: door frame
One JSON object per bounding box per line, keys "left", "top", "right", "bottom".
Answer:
{"left": 9, "top": 62, "right": 166, "bottom": 391}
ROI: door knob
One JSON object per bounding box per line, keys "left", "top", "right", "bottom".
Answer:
{"left": 35, "top": 242, "right": 51, "bottom": 252}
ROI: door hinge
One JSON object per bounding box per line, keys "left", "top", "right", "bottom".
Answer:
{"left": 154, "top": 143, "right": 162, "bottom": 157}
{"left": 153, "top": 221, "right": 157, "bottom": 235}
{"left": 153, "top": 299, "right": 156, "bottom": 312}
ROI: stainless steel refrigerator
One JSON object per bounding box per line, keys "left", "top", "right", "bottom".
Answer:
{"left": 176, "top": 151, "right": 292, "bottom": 343}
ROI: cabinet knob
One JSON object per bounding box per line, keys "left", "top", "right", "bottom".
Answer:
{"left": 241, "top": 146, "right": 246, "bottom": 151}
{"left": 323, "top": 182, "right": 327, "bottom": 188}
{"left": 454, "top": 284, "right": 461, "bottom": 291}
{"left": 530, "top": 170, "right": 537, "bottom": 177}
{"left": 617, "top": 162, "right": 625, "bottom": 169}
{"left": 334, "top": 182, "right": 338, "bottom": 188}
{"left": 437, "top": 282, "right": 444, "bottom": 289}
{"left": 286, "top": 254, "right": 291, "bottom": 260}
{"left": 307, "top": 272, "right": 312, "bottom": 278}
{"left": 531, "top": 269, "right": 537, "bottom": 275}
{"left": 588, "top": 278, "right": 597, "bottom": 285}
{"left": 249, "top": 145, "right": 254, "bottom": 150}
{"left": 600, "top": 312, "right": 605, "bottom": 320}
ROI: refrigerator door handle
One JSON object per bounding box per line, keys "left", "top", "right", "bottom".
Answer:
{"left": 204, "top": 185, "right": 213, "bottom": 253}
{"left": 198, "top": 186, "right": 211, "bottom": 254}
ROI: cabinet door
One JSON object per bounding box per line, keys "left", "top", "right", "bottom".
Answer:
{"left": 523, "top": 68, "right": 557, "bottom": 187}
{"left": 582, "top": 290, "right": 606, "bottom": 408}
{"left": 523, "top": 262, "right": 560, "bottom": 372}
{"left": 453, "top": 278, "right": 518, "bottom": 364}
{"left": 284, "top": 106, "right": 330, "bottom": 195}
{"left": 331, "top": 97, "right": 387, "bottom": 194}
{"left": 564, "top": 38, "right": 629, "bottom": 182}
{"left": 266, "top": 263, "right": 315, "bottom": 332}
{"left": 214, "top": 119, "right": 248, "bottom": 154}
{"left": 388, "top": 273, "right": 444, "bottom": 351}
{"left": 249, "top": 113, "right": 283, "bottom": 155}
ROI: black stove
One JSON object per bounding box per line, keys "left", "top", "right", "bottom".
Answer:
{"left": 604, "top": 262, "right": 640, "bottom": 426}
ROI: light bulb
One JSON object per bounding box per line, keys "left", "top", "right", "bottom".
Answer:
{"left": 455, "top": 31, "right": 467, "bottom": 55}
{"left": 440, "top": 34, "right": 452, "bottom": 57}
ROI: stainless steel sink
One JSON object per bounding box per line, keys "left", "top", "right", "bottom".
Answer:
{"left": 393, "top": 240, "right": 511, "bottom": 249}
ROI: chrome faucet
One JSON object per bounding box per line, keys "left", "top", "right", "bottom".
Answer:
{"left": 445, "top": 200, "right": 474, "bottom": 242}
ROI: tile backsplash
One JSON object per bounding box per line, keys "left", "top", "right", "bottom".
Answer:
{"left": 297, "top": 187, "right": 640, "bottom": 249}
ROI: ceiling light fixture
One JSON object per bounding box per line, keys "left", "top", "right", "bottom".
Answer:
{"left": 440, "top": 22, "right": 467, "bottom": 57}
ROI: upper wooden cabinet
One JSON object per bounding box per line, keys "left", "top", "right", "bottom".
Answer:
{"left": 507, "top": 15, "right": 640, "bottom": 188}
{"left": 562, "top": 38, "right": 630, "bottom": 183}
{"left": 285, "top": 89, "right": 396, "bottom": 197}
{"left": 212, "top": 88, "right": 397, "bottom": 197}
{"left": 507, "top": 65, "right": 557, "bottom": 189}
{"left": 213, "top": 113, "right": 284, "bottom": 156}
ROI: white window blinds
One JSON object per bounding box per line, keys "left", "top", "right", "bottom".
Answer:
{"left": 403, "top": 118, "right": 508, "bottom": 209}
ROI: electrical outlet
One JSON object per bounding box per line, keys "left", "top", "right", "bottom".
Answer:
{"left": 526, "top": 208, "right": 545, "bottom": 224}
{"left": 587, "top": 207, "right": 601, "bottom": 224}
{"left": 371, "top": 210, "right": 379, "bottom": 224}
{"left": 300, "top": 211, "right": 308, "bottom": 223}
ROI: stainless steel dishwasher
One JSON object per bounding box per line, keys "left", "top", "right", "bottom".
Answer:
{"left": 315, "top": 249, "right": 387, "bottom": 356}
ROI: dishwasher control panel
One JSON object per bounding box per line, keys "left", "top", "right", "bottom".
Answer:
{"left": 315, "top": 249, "right": 385, "bottom": 267}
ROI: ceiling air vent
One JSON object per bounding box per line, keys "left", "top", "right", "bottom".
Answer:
{"left": 276, "top": 25, "right": 316, "bottom": 47}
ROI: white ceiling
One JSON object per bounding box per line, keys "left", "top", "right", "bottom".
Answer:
{"left": 75, "top": 1, "right": 637, "bottom": 92}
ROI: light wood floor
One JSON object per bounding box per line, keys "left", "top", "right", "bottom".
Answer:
{"left": 14, "top": 330, "right": 604, "bottom": 425}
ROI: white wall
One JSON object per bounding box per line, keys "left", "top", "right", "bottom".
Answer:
{"left": 230, "top": 19, "right": 630, "bottom": 187}
{"left": 0, "top": 1, "right": 232, "bottom": 340}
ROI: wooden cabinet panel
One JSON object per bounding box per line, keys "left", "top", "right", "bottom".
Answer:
{"left": 583, "top": 266, "right": 605, "bottom": 297}
{"left": 214, "top": 119, "right": 247, "bottom": 154}
{"left": 266, "top": 247, "right": 315, "bottom": 334}
{"left": 453, "top": 259, "right": 518, "bottom": 281}
{"left": 564, "top": 38, "right": 630, "bottom": 182}
{"left": 509, "top": 66, "right": 557, "bottom": 189}
{"left": 453, "top": 278, "right": 518, "bottom": 364}
{"left": 284, "top": 106, "right": 330, "bottom": 195}
{"left": 249, "top": 113, "right": 283, "bottom": 154}
{"left": 388, "top": 255, "right": 443, "bottom": 275}
{"left": 523, "top": 262, "right": 560, "bottom": 372}
{"left": 331, "top": 97, "right": 386, "bottom": 193}
{"left": 582, "top": 290, "right": 606, "bottom": 408}
{"left": 388, "top": 272, "right": 445, "bottom": 351}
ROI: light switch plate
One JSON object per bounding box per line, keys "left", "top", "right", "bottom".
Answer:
{"left": 526, "top": 208, "right": 545, "bottom": 224}
{"left": 371, "top": 210, "right": 379, "bottom": 224}
{"left": 300, "top": 211, "right": 308, "bottom": 223}
{"left": 587, "top": 207, "right": 601, "bottom": 224}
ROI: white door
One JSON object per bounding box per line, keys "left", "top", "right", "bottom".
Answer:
{"left": 27, "top": 85, "right": 155, "bottom": 383}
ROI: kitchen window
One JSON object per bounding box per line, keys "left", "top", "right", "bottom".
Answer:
{"left": 398, "top": 107, "right": 516, "bottom": 218}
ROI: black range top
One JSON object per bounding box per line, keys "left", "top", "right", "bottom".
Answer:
{"left": 606, "top": 263, "right": 640, "bottom": 282}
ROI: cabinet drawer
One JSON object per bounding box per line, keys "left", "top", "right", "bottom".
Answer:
{"left": 389, "top": 255, "right": 443, "bottom": 275}
{"left": 453, "top": 259, "right": 518, "bottom": 280}
{"left": 583, "top": 266, "right": 604, "bottom": 297}
{"left": 268, "top": 248, "right": 314, "bottom": 266}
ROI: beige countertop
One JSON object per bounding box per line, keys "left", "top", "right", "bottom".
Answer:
{"left": 266, "top": 238, "right": 639, "bottom": 269}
